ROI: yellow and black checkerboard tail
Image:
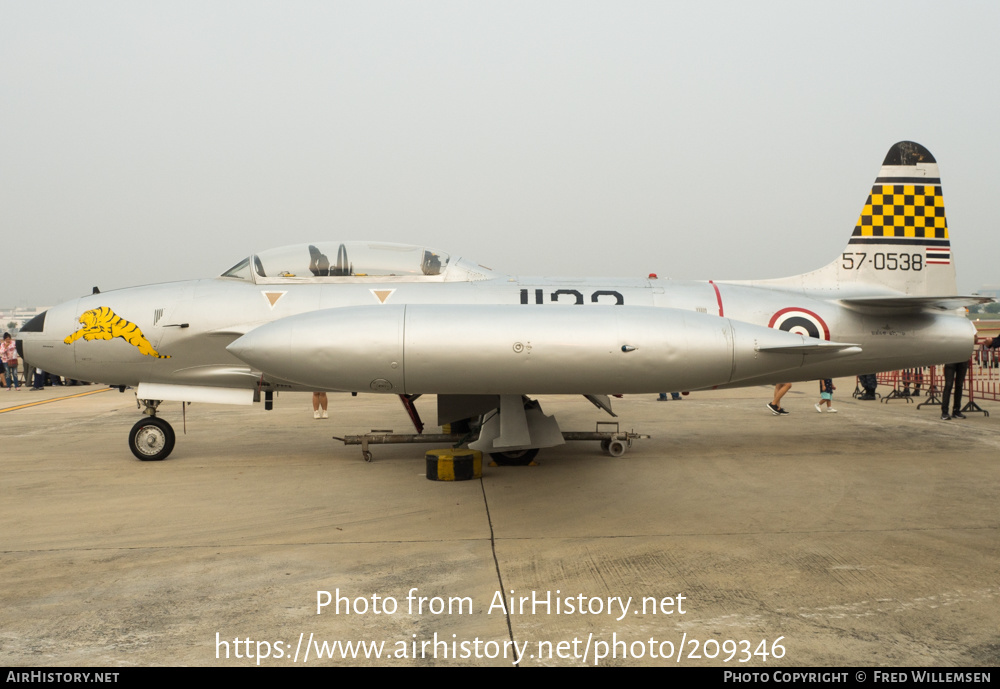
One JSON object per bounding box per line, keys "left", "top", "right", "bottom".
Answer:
{"left": 841, "top": 141, "right": 956, "bottom": 296}
{"left": 757, "top": 142, "right": 958, "bottom": 297}
{"left": 852, "top": 143, "right": 948, "bottom": 247}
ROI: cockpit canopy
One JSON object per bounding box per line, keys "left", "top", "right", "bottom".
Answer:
{"left": 221, "top": 242, "right": 484, "bottom": 284}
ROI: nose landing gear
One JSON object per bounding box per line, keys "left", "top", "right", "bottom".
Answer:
{"left": 129, "top": 400, "right": 176, "bottom": 461}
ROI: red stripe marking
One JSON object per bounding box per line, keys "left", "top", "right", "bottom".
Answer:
{"left": 709, "top": 280, "right": 724, "bottom": 317}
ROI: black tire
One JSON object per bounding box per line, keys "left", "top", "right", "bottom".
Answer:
{"left": 128, "top": 417, "right": 175, "bottom": 461}
{"left": 489, "top": 448, "right": 539, "bottom": 466}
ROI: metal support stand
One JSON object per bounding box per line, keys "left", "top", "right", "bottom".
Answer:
{"left": 881, "top": 388, "right": 914, "bottom": 403}
{"left": 916, "top": 384, "right": 942, "bottom": 410}
{"left": 960, "top": 400, "right": 990, "bottom": 417}
{"left": 335, "top": 422, "right": 649, "bottom": 462}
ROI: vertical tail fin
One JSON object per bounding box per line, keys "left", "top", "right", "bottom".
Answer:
{"left": 759, "top": 141, "right": 958, "bottom": 297}
{"left": 845, "top": 141, "right": 955, "bottom": 295}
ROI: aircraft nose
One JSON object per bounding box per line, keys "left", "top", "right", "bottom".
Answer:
{"left": 18, "top": 309, "right": 48, "bottom": 335}
{"left": 16, "top": 302, "right": 79, "bottom": 378}
{"left": 15, "top": 309, "right": 47, "bottom": 359}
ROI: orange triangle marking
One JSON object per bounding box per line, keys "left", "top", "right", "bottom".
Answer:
{"left": 372, "top": 289, "right": 395, "bottom": 304}
{"left": 263, "top": 291, "right": 286, "bottom": 308}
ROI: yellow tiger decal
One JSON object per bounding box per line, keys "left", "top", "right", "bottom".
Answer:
{"left": 64, "top": 307, "right": 170, "bottom": 358}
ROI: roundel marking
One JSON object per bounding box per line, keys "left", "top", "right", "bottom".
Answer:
{"left": 768, "top": 307, "right": 830, "bottom": 341}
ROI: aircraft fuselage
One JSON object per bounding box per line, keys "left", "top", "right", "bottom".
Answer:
{"left": 24, "top": 273, "right": 974, "bottom": 395}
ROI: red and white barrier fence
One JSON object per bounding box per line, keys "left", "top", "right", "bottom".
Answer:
{"left": 855, "top": 338, "right": 998, "bottom": 416}
{"left": 965, "top": 338, "right": 1000, "bottom": 413}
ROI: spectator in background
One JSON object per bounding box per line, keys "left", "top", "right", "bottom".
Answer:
{"left": 941, "top": 360, "right": 970, "bottom": 420}
{"left": 815, "top": 379, "right": 837, "bottom": 413}
{"left": 858, "top": 374, "right": 878, "bottom": 400}
{"left": 312, "top": 391, "right": 328, "bottom": 419}
{"left": 1, "top": 333, "right": 21, "bottom": 390}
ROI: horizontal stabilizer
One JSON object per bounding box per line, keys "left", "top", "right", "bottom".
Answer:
{"left": 840, "top": 295, "right": 993, "bottom": 311}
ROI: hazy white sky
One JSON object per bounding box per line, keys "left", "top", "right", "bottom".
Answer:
{"left": 2, "top": 0, "right": 998, "bottom": 306}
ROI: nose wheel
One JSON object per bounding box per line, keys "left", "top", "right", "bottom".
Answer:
{"left": 128, "top": 417, "right": 176, "bottom": 461}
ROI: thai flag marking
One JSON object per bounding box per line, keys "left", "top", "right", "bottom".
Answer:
{"left": 925, "top": 246, "right": 951, "bottom": 265}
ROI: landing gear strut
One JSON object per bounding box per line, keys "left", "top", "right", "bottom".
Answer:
{"left": 129, "top": 400, "right": 175, "bottom": 461}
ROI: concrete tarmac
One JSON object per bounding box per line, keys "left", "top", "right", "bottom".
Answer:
{"left": 1, "top": 380, "right": 998, "bottom": 667}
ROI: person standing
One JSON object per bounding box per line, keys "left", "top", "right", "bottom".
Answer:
{"left": 940, "top": 360, "right": 970, "bottom": 420}
{"left": 858, "top": 373, "right": 878, "bottom": 400}
{"left": 312, "top": 391, "right": 328, "bottom": 419}
{"left": 1, "top": 333, "right": 21, "bottom": 390}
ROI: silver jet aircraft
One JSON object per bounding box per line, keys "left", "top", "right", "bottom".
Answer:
{"left": 17, "top": 141, "right": 988, "bottom": 462}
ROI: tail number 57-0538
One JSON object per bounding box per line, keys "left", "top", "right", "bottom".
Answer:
{"left": 842, "top": 252, "right": 923, "bottom": 271}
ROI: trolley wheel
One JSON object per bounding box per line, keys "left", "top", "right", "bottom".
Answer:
{"left": 489, "top": 448, "right": 539, "bottom": 466}
{"left": 607, "top": 440, "right": 627, "bottom": 457}
{"left": 362, "top": 450, "right": 374, "bottom": 463}
{"left": 600, "top": 438, "right": 612, "bottom": 453}
{"left": 128, "top": 417, "right": 175, "bottom": 461}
